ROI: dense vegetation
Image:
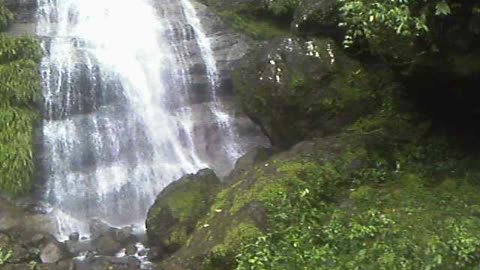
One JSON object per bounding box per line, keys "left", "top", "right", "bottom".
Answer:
{"left": 162, "top": 0, "right": 480, "bottom": 269}
{"left": 0, "top": 4, "right": 43, "bottom": 195}
{"left": 235, "top": 142, "right": 480, "bottom": 269}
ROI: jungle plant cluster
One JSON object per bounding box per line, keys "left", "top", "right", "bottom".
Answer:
{"left": 338, "top": 0, "right": 451, "bottom": 47}
{"left": 0, "top": 4, "right": 43, "bottom": 195}
{"left": 261, "top": 0, "right": 477, "bottom": 58}
{"left": 235, "top": 141, "right": 480, "bottom": 270}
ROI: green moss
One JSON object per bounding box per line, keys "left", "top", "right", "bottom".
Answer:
{"left": 212, "top": 223, "right": 262, "bottom": 255}
{"left": 165, "top": 227, "right": 189, "bottom": 247}
{"left": 350, "top": 185, "right": 375, "bottom": 202}
{"left": 437, "top": 177, "right": 458, "bottom": 191}
{"left": 0, "top": 5, "right": 13, "bottom": 31}
{"left": 166, "top": 188, "right": 205, "bottom": 222}
{"left": 198, "top": 0, "right": 289, "bottom": 40}
{"left": 205, "top": 222, "right": 263, "bottom": 270}
{"left": 218, "top": 11, "right": 289, "bottom": 40}
{"left": 231, "top": 175, "right": 287, "bottom": 214}
{"left": 236, "top": 152, "right": 480, "bottom": 269}
{"left": 211, "top": 188, "right": 230, "bottom": 213}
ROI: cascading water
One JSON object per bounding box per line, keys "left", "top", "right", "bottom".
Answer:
{"left": 37, "top": 0, "right": 253, "bottom": 237}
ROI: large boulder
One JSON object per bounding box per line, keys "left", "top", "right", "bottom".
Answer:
{"left": 153, "top": 132, "right": 375, "bottom": 270}
{"left": 39, "top": 240, "right": 71, "bottom": 264}
{"left": 146, "top": 169, "right": 222, "bottom": 254}
{"left": 88, "top": 219, "right": 137, "bottom": 256}
{"left": 234, "top": 37, "right": 381, "bottom": 148}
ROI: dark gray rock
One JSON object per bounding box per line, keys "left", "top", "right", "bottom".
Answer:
{"left": 75, "top": 255, "right": 141, "bottom": 270}
{"left": 40, "top": 240, "right": 72, "bottom": 264}
{"left": 125, "top": 244, "right": 138, "bottom": 256}
{"left": 68, "top": 232, "right": 80, "bottom": 242}
{"left": 65, "top": 239, "right": 95, "bottom": 255}
{"left": 89, "top": 219, "right": 116, "bottom": 240}
{"left": 146, "top": 169, "right": 221, "bottom": 254}
{"left": 94, "top": 235, "right": 123, "bottom": 256}
{"left": 226, "top": 147, "right": 273, "bottom": 183}
{"left": 234, "top": 37, "right": 381, "bottom": 148}
{"left": 115, "top": 226, "right": 136, "bottom": 244}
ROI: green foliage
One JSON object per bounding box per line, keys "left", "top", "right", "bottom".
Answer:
{"left": 0, "top": 35, "right": 44, "bottom": 64}
{"left": 0, "top": 5, "right": 13, "bottom": 31}
{"left": 264, "top": 0, "right": 299, "bottom": 17}
{"left": 338, "top": 0, "right": 455, "bottom": 58}
{"left": 235, "top": 145, "right": 480, "bottom": 269}
{"left": 217, "top": 10, "right": 289, "bottom": 40}
{"left": 0, "top": 248, "right": 12, "bottom": 265}
{"left": 0, "top": 107, "right": 37, "bottom": 194}
{"left": 338, "top": 0, "right": 430, "bottom": 50}
{"left": 0, "top": 59, "right": 42, "bottom": 106}
{"left": 0, "top": 5, "right": 43, "bottom": 195}
{"left": 435, "top": 1, "right": 452, "bottom": 16}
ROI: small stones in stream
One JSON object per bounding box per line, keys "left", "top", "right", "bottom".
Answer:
{"left": 69, "top": 232, "right": 80, "bottom": 242}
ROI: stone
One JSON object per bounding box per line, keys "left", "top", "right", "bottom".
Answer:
{"left": 147, "top": 246, "right": 165, "bottom": 261}
{"left": 234, "top": 37, "right": 381, "bottom": 148}
{"left": 68, "top": 232, "right": 80, "bottom": 242}
{"left": 30, "top": 233, "right": 46, "bottom": 244}
{"left": 146, "top": 169, "right": 221, "bottom": 254}
{"left": 226, "top": 147, "right": 273, "bottom": 184}
{"left": 40, "top": 240, "right": 71, "bottom": 264}
{"left": 115, "top": 226, "right": 136, "bottom": 244}
{"left": 89, "top": 218, "right": 115, "bottom": 240}
{"left": 125, "top": 244, "right": 138, "bottom": 256}
{"left": 75, "top": 255, "right": 141, "bottom": 270}
{"left": 94, "top": 235, "right": 122, "bottom": 256}
{"left": 0, "top": 233, "right": 10, "bottom": 248}
{"left": 65, "top": 239, "right": 95, "bottom": 256}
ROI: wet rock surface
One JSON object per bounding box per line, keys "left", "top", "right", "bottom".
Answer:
{"left": 146, "top": 169, "right": 221, "bottom": 254}
{"left": 234, "top": 37, "right": 381, "bottom": 148}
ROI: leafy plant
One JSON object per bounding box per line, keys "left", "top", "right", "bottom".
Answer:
{"left": 337, "top": 0, "right": 453, "bottom": 56}
{"left": 0, "top": 248, "right": 12, "bottom": 265}
{"left": 235, "top": 148, "right": 480, "bottom": 269}
{"left": 0, "top": 5, "right": 14, "bottom": 31}
{"left": 0, "top": 5, "right": 43, "bottom": 195}
{"left": 264, "top": 0, "right": 299, "bottom": 17}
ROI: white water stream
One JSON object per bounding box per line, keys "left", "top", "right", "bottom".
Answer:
{"left": 36, "top": 0, "right": 248, "bottom": 237}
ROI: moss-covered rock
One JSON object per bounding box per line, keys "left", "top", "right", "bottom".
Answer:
{"left": 146, "top": 169, "right": 222, "bottom": 254}
{"left": 151, "top": 130, "right": 376, "bottom": 270}
{"left": 197, "top": 0, "right": 290, "bottom": 40}
{"left": 291, "top": 0, "right": 340, "bottom": 38}
{"left": 234, "top": 37, "right": 382, "bottom": 148}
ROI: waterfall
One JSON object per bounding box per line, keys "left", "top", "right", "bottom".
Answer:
{"left": 36, "top": 0, "right": 251, "bottom": 237}
{"left": 180, "top": 0, "right": 242, "bottom": 162}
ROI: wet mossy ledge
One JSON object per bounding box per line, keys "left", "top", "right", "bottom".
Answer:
{"left": 0, "top": 4, "right": 43, "bottom": 195}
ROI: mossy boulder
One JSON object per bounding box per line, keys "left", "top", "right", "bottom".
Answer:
{"left": 291, "top": 0, "right": 340, "bottom": 38}
{"left": 197, "top": 0, "right": 290, "bottom": 40}
{"left": 146, "top": 169, "right": 221, "bottom": 254}
{"left": 234, "top": 37, "right": 381, "bottom": 148}
{"left": 152, "top": 132, "right": 373, "bottom": 270}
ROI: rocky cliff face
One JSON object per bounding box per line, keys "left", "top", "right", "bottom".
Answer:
{"left": 0, "top": 0, "right": 36, "bottom": 35}
{"left": 160, "top": 0, "right": 270, "bottom": 175}
{"left": 142, "top": 1, "right": 480, "bottom": 270}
